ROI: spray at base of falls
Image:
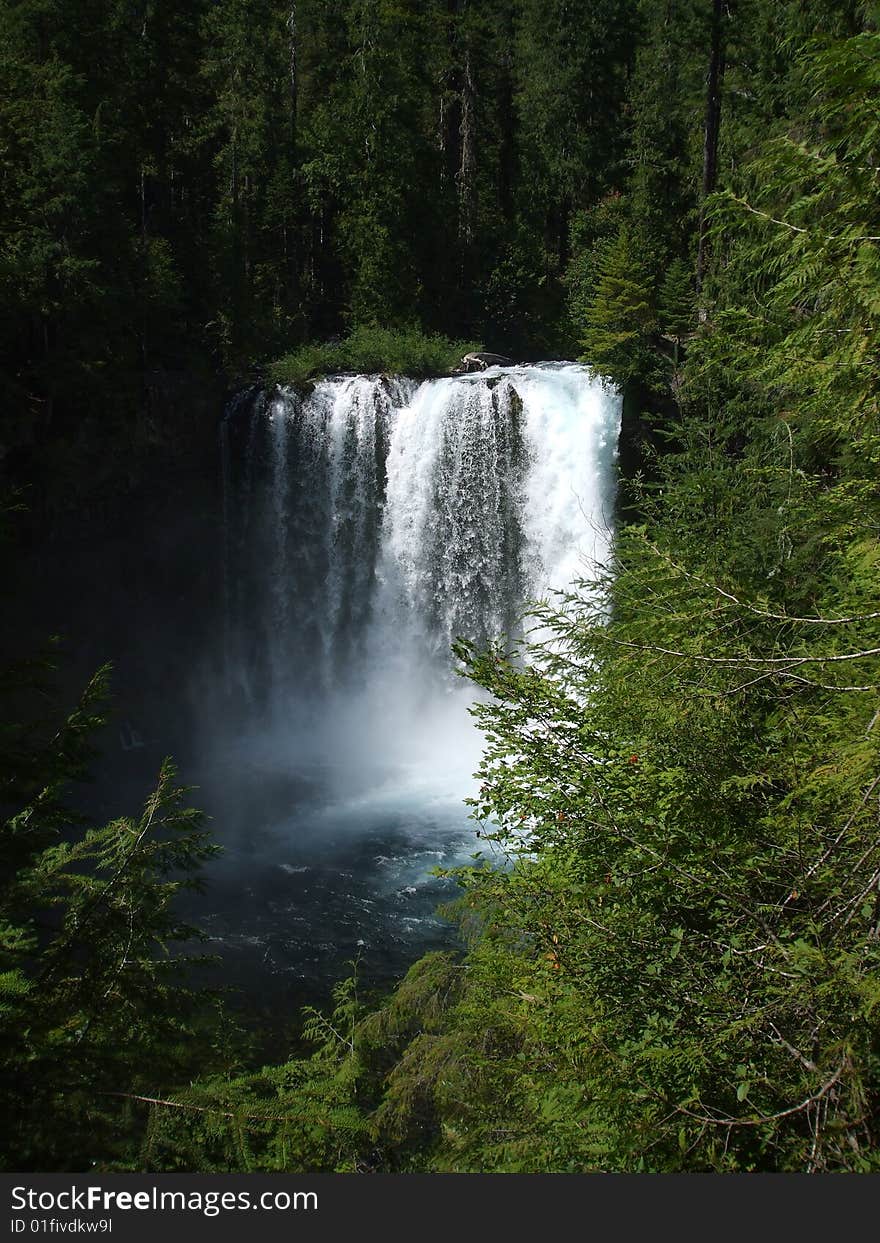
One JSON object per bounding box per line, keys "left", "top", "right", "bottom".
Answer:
{"left": 221, "top": 362, "right": 621, "bottom": 786}
{"left": 200, "top": 364, "right": 621, "bottom": 988}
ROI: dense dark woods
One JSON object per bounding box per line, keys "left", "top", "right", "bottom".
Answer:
{"left": 3, "top": 0, "right": 880, "bottom": 1173}
{"left": 2, "top": 0, "right": 864, "bottom": 510}
{"left": 0, "top": 0, "right": 636, "bottom": 519}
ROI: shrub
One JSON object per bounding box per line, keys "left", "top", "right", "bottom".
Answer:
{"left": 268, "top": 325, "right": 482, "bottom": 385}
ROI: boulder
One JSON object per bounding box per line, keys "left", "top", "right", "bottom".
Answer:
{"left": 454, "top": 351, "right": 514, "bottom": 373}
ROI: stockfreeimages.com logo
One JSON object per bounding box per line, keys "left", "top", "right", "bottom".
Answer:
{"left": 11, "top": 1187, "right": 318, "bottom": 1220}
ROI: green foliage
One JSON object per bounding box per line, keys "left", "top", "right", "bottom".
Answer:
{"left": 6, "top": 0, "right": 880, "bottom": 1178}
{"left": 514, "top": 0, "right": 638, "bottom": 240}
{"left": 657, "top": 258, "right": 695, "bottom": 344}
{"left": 0, "top": 665, "right": 228, "bottom": 1170}
{"left": 269, "top": 326, "right": 482, "bottom": 385}
{"left": 563, "top": 195, "right": 627, "bottom": 344}
{"left": 0, "top": 0, "right": 645, "bottom": 511}
{"left": 162, "top": 20, "right": 880, "bottom": 1175}
{"left": 579, "top": 226, "right": 661, "bottom": 386}
{"left": 442, "top": 510, "right": 880, "bottom": 1171}
{"left": 133, "top": 967, "right": 373, "bottom": 1173}
{"left": 367, "top": 25, "right": 880, "bottom": 1172}
{"left": 123, "top": 951, "right": 471, "bottom": 1172}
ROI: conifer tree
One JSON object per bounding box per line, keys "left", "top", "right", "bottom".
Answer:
{"left": 579, "top": 227, "right": 658, "bottom": 385}
{"left": 0, "top": 665, "right": 225, "bottom": 1170}
{"left": 657, "top": 257, "right": 695, "bottom": 365}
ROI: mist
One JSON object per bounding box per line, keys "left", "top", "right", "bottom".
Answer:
{"left": 183, "top": 363, "right": 621, "bottom": 995}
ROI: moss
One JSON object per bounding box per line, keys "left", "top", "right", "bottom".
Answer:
{"left": 268, "top": 325, "right": 483, "bottom": 385}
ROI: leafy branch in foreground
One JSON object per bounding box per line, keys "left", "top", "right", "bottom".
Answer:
{"left": 446, "top": 519, "right": 879, "bottom": 1170}
{"left": 0, "top": 668, "right": 227, "bottom": 1171}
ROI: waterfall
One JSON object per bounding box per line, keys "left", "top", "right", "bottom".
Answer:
{"left": 203, "top": 363, "right": 620, "bottom": 985}
{"left": 220, "top": 363, "right": 620, "bottom": 779}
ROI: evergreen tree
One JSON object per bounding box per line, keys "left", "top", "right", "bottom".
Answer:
{"left": 657, "top": 256, "right": 694, "bottom": 359}
{"left": 579, "top": 226, "right": 658, "bottom": 384}
{"left": 0, "top": 664, "right": 226, "bottom": 1170}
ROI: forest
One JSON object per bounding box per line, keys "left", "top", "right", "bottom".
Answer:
{"left": 2, "top": 0, "right": 880, "bottom": 1173}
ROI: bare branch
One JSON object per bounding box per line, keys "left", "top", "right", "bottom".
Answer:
{"left": 728, "top": 193, "right": 880, "bottom": 243}
{"left": 676, "top": 1063, "right": 846, "bottom": 1130}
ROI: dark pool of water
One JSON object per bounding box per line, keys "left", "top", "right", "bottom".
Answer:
{"left": 181, "top": 756, "right": 480, "bottom": 1017}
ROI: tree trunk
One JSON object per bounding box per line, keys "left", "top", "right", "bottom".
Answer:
{"left": 287, "top": 4, "right": 298, "bottom": 148}
{"left": 497, "top": 53, "right": 515, "bottom": 221}
{"left": 457, "top": 47, "right": 477, "bottom": 246}
{"left": 696, "top": 0, "right": 725, "bottom": 293}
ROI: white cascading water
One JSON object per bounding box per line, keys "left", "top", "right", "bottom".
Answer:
{"left": 221, "top": 363, "right": 620, "bottom": 789}
{"left": 223, "top": 364, "right": 617, "bottom": 757}
{"left": 206, "top": 364, "right": 621, "bottom": 983}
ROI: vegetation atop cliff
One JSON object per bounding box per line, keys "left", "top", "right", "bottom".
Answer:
{"left": 268, "top": 327, "right": 482, "bottom": 386}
